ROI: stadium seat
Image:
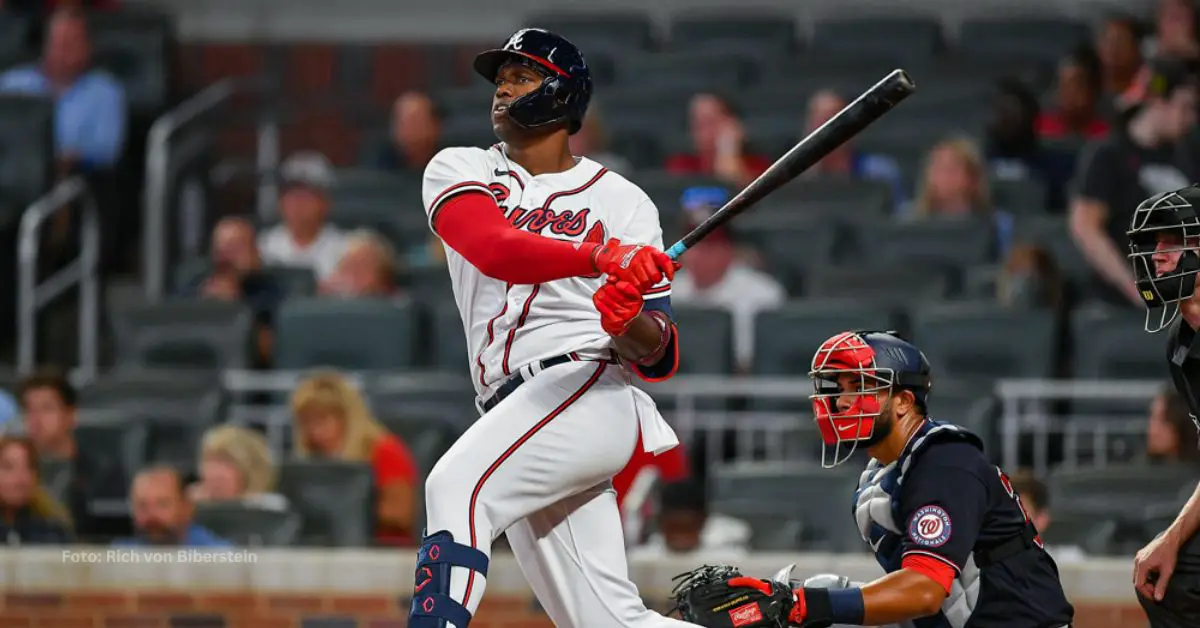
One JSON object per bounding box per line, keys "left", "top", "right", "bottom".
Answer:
{"left": 193, "top": 502, "right": 302, "bottom": 547}
{"left": 0, "top": 13, "right": 31, "bottom": 69}
{"left": 957, "top": 17, "right": 1089, "bottom": 64}
{"left": 992, "top": 178, "right": 1049, "bottom": 215}
{"left": 1013, "top": 215, "right": 1092, "bottom": 287}
{"left": 804, "top": 264, "right": 953, "bottom": 305}
{"left": 911, "top": 302, "right": 1057, "bottom": 381}
{"left": 668, "top": 13, "right": 798, "bottom": 58}
{"left": 88, "top": 10, "right": 174, "bottom": 115}
{"left": 378, "top": 414, "right": 460, "bottom": 476}
{"left": 277, "top": 460, "right": 374, "bottom": 546}
{"left": 262, "top": 266, "right": 317, "bottom": 299}
{"left": 770, "top": 178, "right": 893, "bottom": 216}
{"left": 1070, "top": 306, "right": 1166, "bottom": 380}
{"left": 673, "top": 306, "right": 735, "bottom": 374}
{"left": 809, "top": 16, "right": 943, "bottom": 61}
{"left": 601, "top": 86, "right": 693, "bottom": 135}
{"left": 77, "top": 369, "right": 222, "bottom": 418}
{"left": 526, "top": 12, "right": 655, "bottom": 56}
{"left": 145, "top": 420, "right": 207, "bottom": 475}
{"left": 927, "top": 380, "right": 999, "bottom": 452}
{"left": 737, "top": 215, "right": 840, "bottom": 293}
{"left": 0, "top": 95, "right": 54, "bottom": 225}
{"left": 110, "top": 300, "right": 254, "bottom": 371}
{"left": 1047, "top": 464, "right": 1197, "bottom": 516}
{"left": 332, "top": 168, "right": 422, "bottom": 205}
{"left": 431, "top": 300, "right": 469, "bottom": 372}
{"left": 74, "top": 417, "right": 150, "bottom": 499}
{"left": 275, "top": 298, "right": 419, "bottom": 370}
{"left": 744, "top": 515, "right": 805, "bottom": 551}
{"left": 710, "top": 461, "right": 862, "bottom": 551}
{"left": 631, "top": 172, "right": 725, "bottom": 227}
{"left": 406, "top": 266, "right": 455, "bottom": 306}
{"left": 614, "top": 52, "right": 752, "bottom": 91}
{"left": 852, "top": 217, "right": 996, "bottom": 267}
{"left": 1040, "top": 510, "right": 1119, "bottom": 555}
{"left": 752, "top": 300, "right": 896, "bottom": 376}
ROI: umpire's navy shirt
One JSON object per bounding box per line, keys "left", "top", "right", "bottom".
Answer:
{"left": 895, "top": 440, "right": 1074, "bottom": 628}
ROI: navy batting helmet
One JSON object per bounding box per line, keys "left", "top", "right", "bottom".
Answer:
{"left": 473, "top": 28, "right": 592, "bottom": 134}
{"left": 809, "top": 330, "right": 932, "bottom": 468}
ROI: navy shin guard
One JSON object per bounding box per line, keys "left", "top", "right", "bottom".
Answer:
{"left": 408, "top": 530, "right": 490, "bottom": 627}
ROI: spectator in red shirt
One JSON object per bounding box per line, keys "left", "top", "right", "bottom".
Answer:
{"left": 665, "top": 92, "right": 770, "bottom": 187}
{"left": 612, "top": 433, "right": 689, "bottom": 543}
{"left": 290, "top": 371, "right": 418, "bottom": 545}
{"left": 1037, "top": 47, "right": 1111, "bottom": 140}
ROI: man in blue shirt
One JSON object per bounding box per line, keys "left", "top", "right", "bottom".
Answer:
{"left": 112, "top": 466, "right": 232, "bottom": 548}
{"left": 0, "top": 7, "right": 126, "bottom": 172}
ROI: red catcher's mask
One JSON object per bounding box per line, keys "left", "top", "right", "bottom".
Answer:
{"left": 809, "top": 331, "right": 896, "bottom": 468}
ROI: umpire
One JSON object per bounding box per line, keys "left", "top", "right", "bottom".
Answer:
{"left": 1126, "top": 184, "right": 1200, "bottom": 626}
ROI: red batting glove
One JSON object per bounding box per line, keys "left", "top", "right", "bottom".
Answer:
{"left": 593, "top": 277, "right": 644, "bottom": 336}
{"left": 591, "top": 238, "right": 675, "bottom": 292}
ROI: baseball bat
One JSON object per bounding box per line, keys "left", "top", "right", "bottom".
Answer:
{"left": 665, "top": 69, "right": 916, "bottom": 260}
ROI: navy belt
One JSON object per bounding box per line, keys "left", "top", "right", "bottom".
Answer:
{"left": 479, "top": 353, "right": 616, "bottom": 413}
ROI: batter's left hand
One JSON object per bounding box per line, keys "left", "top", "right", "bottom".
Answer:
{"left": 593, "top": 276, "right": 643, "bottom": 336}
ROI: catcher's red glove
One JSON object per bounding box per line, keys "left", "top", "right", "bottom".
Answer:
{"left": 591, "top": 238, "right": 675, "bottom": 291}
{"left": 593, "top": 276, "right": 643, "bottom": 336}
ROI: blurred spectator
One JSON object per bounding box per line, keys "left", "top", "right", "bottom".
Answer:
{"left": 1147, "top": 384, "right": 1200, "bottom": 462}
{"left": 614, "top": 435, "right": 690, "bottom": 544}
{"left": 803, "top": 89, "right": 905, "bottom": 204}
{"left": 670, "top": 187, "right": 785, "bottom": 371}
{"left": 1008, "top": 470, "right": 1085, "bottom": 563}
{"left": 1097, "top": 14, "right": 1146, "bottom": 100}
{"left": 908, "top": 137, "right": 1015, "bottom": 258}
{"left": 189, "top": 426, "right": 287, "bottom": 511}
{"left": 666, "top": 93, "right": 770, "bottom": 188}
{"left": 0, "top": 435, "right": 72, "bottom": 544}
{"left": 0, "top": 390, "right": 18, "bottom": 434}
{"left": 182, "top": 217, "right": 283, "bottom": 366}
{"left": 626, "top": 480, "right": 748, "bottom": 560}
{"left": 291, "top": 372, "right": 418, "bottom": 545}
{"left": 18, "top": 370, "right": 122, "bottom": 539}
{"left": 1152, "top": 0, "right": 1200, "bottom": 59}
{"left": 984, "top": 78, "right": 1077, "bottom": 210}
{"left": 113, "top": 466, "right": 232, "bottom": 547}
{"left": 318, "top": 230, "right": 402, "bottom": 298}
{"left": 996, "top": 244, "right": 1066, "bottom": 312}
{"left": 369, "top": 91, "right": 443, "bottom": 173}
{"left": 1070, "top": 56, "right": 1199, "bottom": 307}
{"left": 17, "top": 369, "right": 76, "bottom": 460}
{"left": 1037, "top": 47, "right": 1111, "bottom": 140}
{"left": 569, "top": 105, "right": 633, "bottom": 174}
{"left": 0, "top": 7, "right": 126, "bottom": 173}
{"left": 259, "top": 151, "right": 350, "bottom": 280}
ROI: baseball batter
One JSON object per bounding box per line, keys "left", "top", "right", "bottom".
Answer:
{"left": 408, "top": 28, "right": 700, "bottom": 628}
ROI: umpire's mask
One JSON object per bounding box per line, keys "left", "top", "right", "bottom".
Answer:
{"left": 1128, "top": 186, "right": 1200, "bottom": 333}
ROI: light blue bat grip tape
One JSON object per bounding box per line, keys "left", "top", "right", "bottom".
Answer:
{"left": 666, "top": 241, "right": 688, "bottom": 260}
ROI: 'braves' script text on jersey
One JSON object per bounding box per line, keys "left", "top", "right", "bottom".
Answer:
{"left": 422, "top": 145, "right": 671, "bottom": 397}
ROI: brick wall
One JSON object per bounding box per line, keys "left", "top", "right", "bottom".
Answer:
{"left": 0, "top": 548, "right": 1147, "bottom": 628}
{"left": 0, "top": 591, "right": 1148, "bottom": 628}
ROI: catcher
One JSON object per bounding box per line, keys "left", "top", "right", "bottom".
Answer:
{"left": 671, "top": 331, "right": 1074, "bottom": 628}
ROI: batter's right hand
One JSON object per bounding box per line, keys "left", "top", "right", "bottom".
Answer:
{"left": 1134, "top": 531, "right": 1180, "bottom": 601}
{"left": 591, "top": 238, "right": 675, "bottom": 291}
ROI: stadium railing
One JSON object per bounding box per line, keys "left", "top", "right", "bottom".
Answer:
{"left": 142, "top": 77, "right": 280, "bottom": 301}
{"left": 18, "top": 176, "right": 101, "bottom": 378}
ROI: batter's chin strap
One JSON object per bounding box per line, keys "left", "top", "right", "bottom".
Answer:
{"left": 409, "top": 530, "right": 490, "bottom": 627}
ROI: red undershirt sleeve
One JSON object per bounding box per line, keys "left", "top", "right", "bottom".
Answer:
{"left": 433, "top": 191, "right": 601, "bottom": 285}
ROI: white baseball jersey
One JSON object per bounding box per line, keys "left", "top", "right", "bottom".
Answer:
{"left": 422, "top": 144, "right": 671, "bottom": 397}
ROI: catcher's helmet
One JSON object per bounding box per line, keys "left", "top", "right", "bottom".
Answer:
{"left": 1127, "top": 185, "right": 1200, "bottom": 333}
{"left": 474, "top": 28, "right": 592, "bottom": 135}
{"left": 809, "top": 330, "right": 932, "bottom": 468}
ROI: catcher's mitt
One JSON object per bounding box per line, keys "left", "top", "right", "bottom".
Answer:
{"left": 669, "top": 564, "right": 794, "bottom": 628}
